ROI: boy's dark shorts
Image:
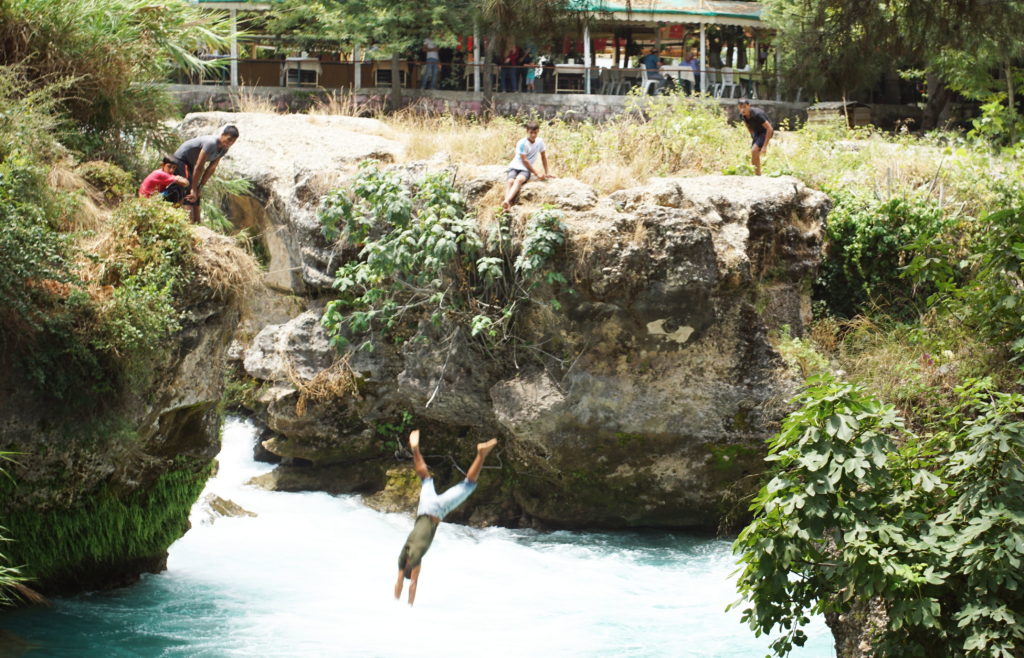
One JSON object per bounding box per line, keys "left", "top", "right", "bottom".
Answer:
{"left": 507, "top": 168, "right": 531, "bottom": 182}
{"left": 752, "top": 133, "right": 766, "bottom": 149}
{"left": 168, "top": 158, "right": 199, "bottom": 206}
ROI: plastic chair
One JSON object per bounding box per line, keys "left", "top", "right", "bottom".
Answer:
{"left": 640, "top": 70, "right": 659, "bottom": 95}
{"left": 612, "top": 69, "right": 632, "bottom": 95}
{"left": 716, "top": 67, "right": 740, "bottom": 99}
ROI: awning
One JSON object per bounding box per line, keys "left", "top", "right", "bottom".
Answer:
{"left": 589, "top": 0, "right": 764, "bottom": 27}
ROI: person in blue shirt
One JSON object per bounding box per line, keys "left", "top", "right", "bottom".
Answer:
{"left": 638, "top": 47, "right": 665, "bottom": 94}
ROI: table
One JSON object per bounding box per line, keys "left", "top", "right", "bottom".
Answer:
{"left": 554, "top": 64, "right": 585, "bottom": 93}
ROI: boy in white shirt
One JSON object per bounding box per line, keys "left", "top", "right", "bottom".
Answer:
{"left": 502, "top": 120, "right": 551, "bottom": 210}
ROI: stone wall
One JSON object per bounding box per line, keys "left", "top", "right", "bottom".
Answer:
{"left": 167, "top": 84, "right": 811, "bottom": 126}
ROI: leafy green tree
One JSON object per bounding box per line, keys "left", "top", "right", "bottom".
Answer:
{"left": 733, "top": 375, "right": 1024, "bottom": 657}
{"left": 762, "top": 0, "right": 1024, "bottom": 135}
{"left": 266, "top": 0, "right": 585, "bottom": 108}
{"left": 268, "top": 0, "right": 466, "bottom": 108}
{"left": 0, "top": 0, "right": 231, "bottom": 158}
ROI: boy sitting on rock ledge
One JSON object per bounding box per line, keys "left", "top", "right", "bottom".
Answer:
{"left": 393, "top": 429, "right": 498, "bottom": 606}
{"left": 502, "top": 120, "right": 551, "bottom": 210}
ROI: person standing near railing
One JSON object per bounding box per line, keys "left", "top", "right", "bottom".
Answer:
{"left": 688, "top": 47, "right": 701, "bottom": 94}
{"left": 500, "top": 45, "right": 521, "bottom": 92}
{"left": 421, "top": 38, "right": 440, "bottom": 90}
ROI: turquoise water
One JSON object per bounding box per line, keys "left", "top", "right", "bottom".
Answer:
{"left": 1, "top": 418, "right": 834, "bottom": 657}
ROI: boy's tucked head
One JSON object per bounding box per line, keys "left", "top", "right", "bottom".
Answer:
{"left": 160, "top": 155, "right": 177, "bottom": 174}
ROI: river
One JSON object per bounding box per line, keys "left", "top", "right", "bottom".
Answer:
{"left": 1, "top": 418, "right": 834, "bottom": 657}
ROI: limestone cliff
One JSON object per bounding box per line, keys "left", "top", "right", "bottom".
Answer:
{"left": 200, "top": 111, "right": 829, "bottom": 531}
{"left": 0, "top": 228, "right": 253, "bottom": 595}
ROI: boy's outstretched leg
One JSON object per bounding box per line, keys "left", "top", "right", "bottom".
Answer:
{"left": 503, "top": 175, "right": 526, "bottom": 210}
{"left": 409, "top": 429, "right": 429, "bottom": 480}
{"left": 466, "top": 438, "right": 498, "bottom": 483}
{"left": 394, "top": 569, "right": 405, "bottom": 599}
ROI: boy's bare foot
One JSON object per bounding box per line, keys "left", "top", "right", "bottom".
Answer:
{"left": 409, "top": 429, "right": 420, "bottom": 451}
{"left": 476, "top": 438, "right": 498, "bottom": 456}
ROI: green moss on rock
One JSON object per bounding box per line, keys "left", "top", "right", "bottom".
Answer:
{"left": 3, "top": 461, "right": 212, "bottom": 594}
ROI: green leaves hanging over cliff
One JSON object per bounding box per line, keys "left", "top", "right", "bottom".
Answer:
{"left": 732, "top": 375, "right": 1024, "bottom": 657}
{"left": 318, "top": 163, "right": 567, "bottom": 353}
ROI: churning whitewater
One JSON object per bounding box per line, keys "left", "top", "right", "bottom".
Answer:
{"left": 2, "top": 418, "right": 833, "bottom": 657}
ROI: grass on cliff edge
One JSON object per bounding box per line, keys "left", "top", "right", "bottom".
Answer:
{"left": 372, "top": 93, "right": 1023, "bottom": 219}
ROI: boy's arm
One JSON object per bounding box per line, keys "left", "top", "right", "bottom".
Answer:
{"left": 187, "top": 150, "right": 209, "bottom": 201}
{"left": 174, "top": 175, "right": 189, "bottom": 187}
{"left": 520, "top": 153, "right": 542, "bottom": 179}
{"left": 540, "top": 151, "right": 550, "bottom": 178}
{"left": 199, "top": 158, "right": 221, "bottom": 188}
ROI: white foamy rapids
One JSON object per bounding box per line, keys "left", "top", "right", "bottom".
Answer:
{"left": 159, "top": 418, "right": 833, "bottom": 657}
{"left": 3, "top": 418, "right": 836, "bottom": 656}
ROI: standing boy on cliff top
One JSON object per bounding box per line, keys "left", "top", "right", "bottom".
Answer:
{"left": 171, "top": 124, "right": 239, "bottom": 223}
{"left": 502, "top": 120, "right": 550, "bottom": 210}
{"left": 394, "top": 429, "right": 498, "bottom": 606}
{"left": 737, "top": 99, "right": 773, "bottom": 176}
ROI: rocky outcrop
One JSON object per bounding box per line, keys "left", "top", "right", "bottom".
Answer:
{"left": 0, "top": 229, "right": 254, "bottom": 595}
{"left": 208, "top": 107, "right": 828, "bottom": 531}
{"left": 198, "top": 494, "right": 257, "bottom": 524}
{"left": 176, "top": 112, "right": 404, "bottom": 294}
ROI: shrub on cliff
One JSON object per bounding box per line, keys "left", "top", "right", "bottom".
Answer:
{"left": 814, "top": 192, "right": 954, "bottom": 319}
{"left": 318, "top": 163, "right": 567, "bottom": 353}
{"left": 732, "top": 375, "right": 1024, "bottom": 657}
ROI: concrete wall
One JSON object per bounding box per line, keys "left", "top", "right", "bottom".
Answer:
{"left": 166, "top": 84, "right": 811, "bottom": 126}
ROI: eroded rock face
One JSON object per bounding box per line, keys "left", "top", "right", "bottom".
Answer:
{"left": 221, "top": 120, "right": 828, "bottom": 529}
{"left": 177, "top": 112, "right": 405, "bottom": 294}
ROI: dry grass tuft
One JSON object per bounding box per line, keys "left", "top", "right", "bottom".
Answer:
{"left": 308, "top": 90, "right": 377, "bottom": 118}
{"left": 473, "top": 183, "right": 508, "bottom": 227}
{"left": 289, "top": 352, "right": 361, "bottom": 417}
{"left": 231, "top": 86, "right": 280, "bottom": 114}
{"left": 191, "top": 225, "right": 262, "bottom": 300}
{"left": 48, "top": 161, "right": 109, "bottom": 232}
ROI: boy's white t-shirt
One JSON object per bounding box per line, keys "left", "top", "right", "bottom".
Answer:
{"left": 507, "top": 137, "right": 546, "bottom": 171}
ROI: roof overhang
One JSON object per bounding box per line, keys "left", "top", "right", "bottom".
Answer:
{"left": 589, "top": 0, "right": 764, "bottom": 27}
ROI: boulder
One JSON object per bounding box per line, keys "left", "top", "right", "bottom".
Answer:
{"left": 199, "top": 494, "right": 257, "bottom": 524}
{"left": 243, "top": 310, "right": 334, "bottom": 382}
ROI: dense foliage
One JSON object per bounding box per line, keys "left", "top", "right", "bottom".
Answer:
{"left": 0, "top": 67, "right": 205, "bottom": 405}
{"left": 0, "top": 0, "right": 230, "bottom": 159}
{"left": 319, "top": 163, "right": 567, "bottom": 354}
{"left": 763, "top": 0, "right": 1024, "bottom": 138}
{"left": 733, "top": 376, "right": 1024, "bottom": 657}
{"left": 813, "top": 193, "right": 952, "bottom": 318}
{"left": 735, "top": 118, "right": 1024, "bottom": 655}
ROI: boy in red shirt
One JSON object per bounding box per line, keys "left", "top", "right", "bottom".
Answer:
{"left": 138, "top": 156, "right": 189, "bottom": 200}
